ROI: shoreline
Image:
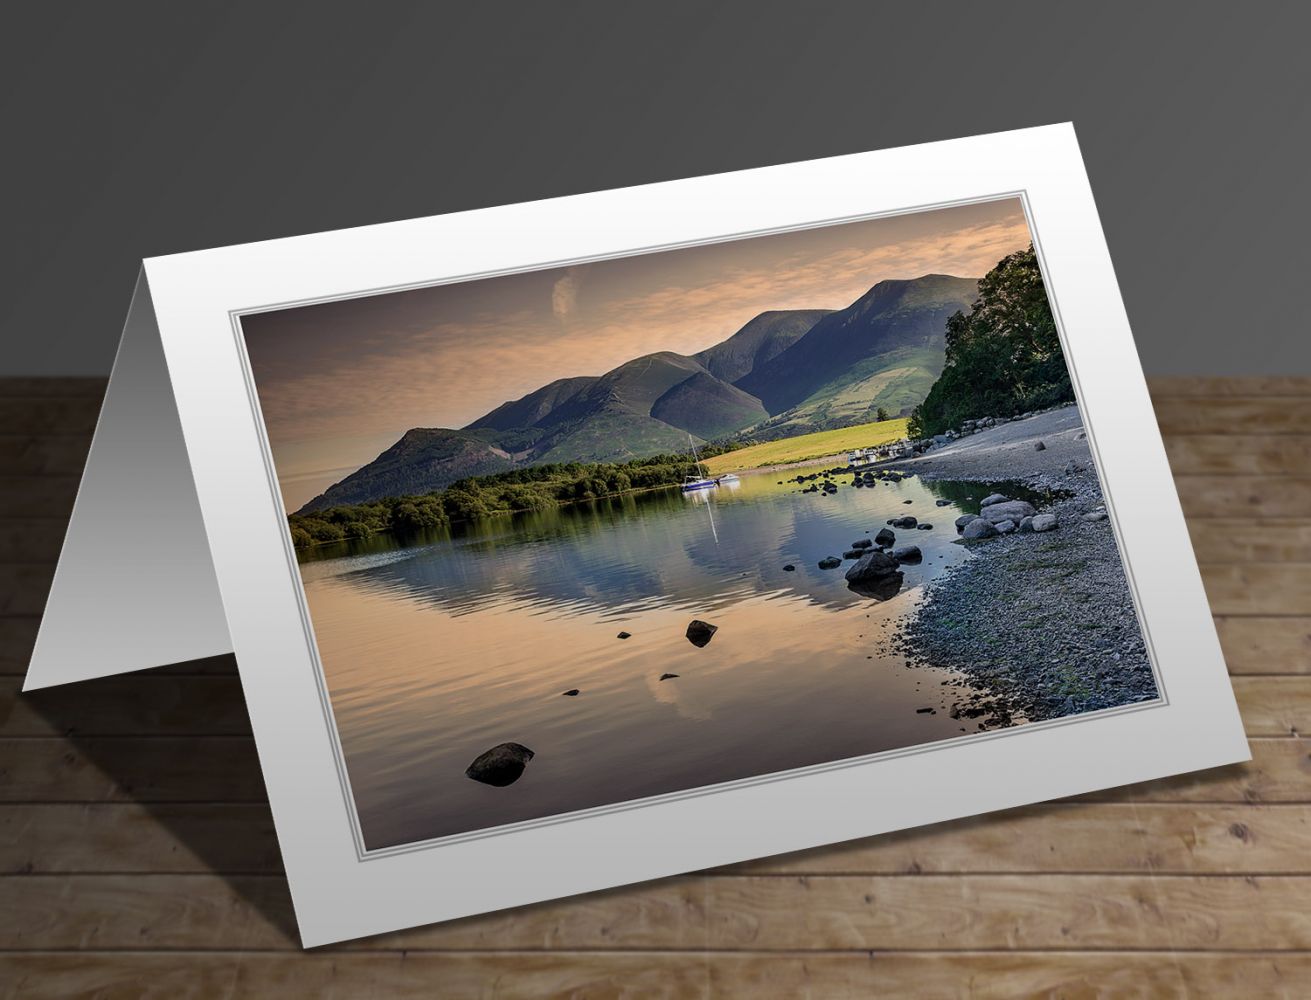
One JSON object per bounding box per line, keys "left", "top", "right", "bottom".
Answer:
{"left": 883, "top": 405, "right": 1159, "bottom": 723}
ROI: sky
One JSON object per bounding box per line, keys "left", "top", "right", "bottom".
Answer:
{"left": 243, "top": 198, "right": 1032, "bottom": 510}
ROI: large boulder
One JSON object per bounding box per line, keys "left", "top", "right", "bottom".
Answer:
{"left": 1032, "top": 513, "right": 1059, "bottom": 533}
{"left": 466, "top": 743, "right": 535, "bottom": 786}
{"left": 844, "top": 549, "right": 901, "bottom": 583}
{"left": 955, "top": 514, "right": 978, "bottom": 532}
{"left": 962, "top": 518, "right": 999, "bottom": 540}
{"left": 980, "top": 493, "right": 1009, "bottom": 507}
{"left": 891, "top": 544, "right": 922, "bottom": 563}
{"left": 874, "top": 527, "right": 896, "bottom": 547}
{"left": 686, "top": 620, "right": 718, "bottom": 647}
{"left": 995, "top": 519, "right": 1017, "bottom": 534}
{"left": 979, "top": 500, "right": 1036, "bottom": 524}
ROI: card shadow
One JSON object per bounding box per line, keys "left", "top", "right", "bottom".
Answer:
{"left": 20, "top": 655, "right": 302, "bottom": 945}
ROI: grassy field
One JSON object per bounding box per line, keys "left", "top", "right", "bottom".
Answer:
{"left": 703, "top": 417, "right": 909, "bottom": 474}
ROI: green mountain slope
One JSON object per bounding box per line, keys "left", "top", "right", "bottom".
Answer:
{"left": 471, "top": 375, "right": 598, "bottom": 431}
{"left": 693, "top": 309, "right": 829, "bottom": 383}
{"left": 297, "top": 428, "right": 514, "bottom": 513}
{"left": 650, "top": 370, "right": 770, "bottom": 440}
{"left": 736, "top": 275, "right": 976, "bottom": 415}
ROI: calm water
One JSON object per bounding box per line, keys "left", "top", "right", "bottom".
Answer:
{"left": 301, "top": 465, "right": 1020, "bottom": 849}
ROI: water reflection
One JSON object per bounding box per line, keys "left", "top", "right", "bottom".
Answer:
{"left": 302, "top": 463, "right": 1010, "bottom": 848}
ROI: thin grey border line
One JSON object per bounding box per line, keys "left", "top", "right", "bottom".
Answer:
{"left": 229, "top": 189, "right": 1167, "bottom": 863}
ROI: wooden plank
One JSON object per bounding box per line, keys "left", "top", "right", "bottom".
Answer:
{"left": 1166, "top": 434, "right": 1311, "bottom": 476}
{"left": 6, "top": 800, "right": 1310, "bottom": 877}
{"left": 0, "top": 377, "right": 106, "bottom": 398}
{"left": 1176, "top": 476, "right": 1311, "bottom": 519}
{"left": 1200, "top": 564, "right": 1311, "bottom": 615}
{"left": 0, "top": 435, "right": 91, "bottom": 477}
{"left": 1147, "top": 376, "right": 1311, "bottom": 397}
{"left": 0, "top": 952, "right": 1306, "bottom": 999}
{"left": 733, "top": 802, "right": 1311, "bottom": 876}
{"left": 0, "top": 563, "right": 54, "bottom": 615}
{"left": 1216, "top": 617, "right": 1311, "bottom": 674}
{"left": 0, "top": 520, "right": 67, "bottom": 563}
{"left": 1232, "top": 676, "right": 1310, "bottom": 736}
{"left": 7, "top": 733, "right": 1298, "bottom": 806}
{"left": 4, "top": 873, "right": 1311, "bottom": 953}
{"left": 0, "top": 873, "right": 707, "bottom": 951}
{"left": 0, "top": 397, "right": 102, "bottom": 437}
{"left": 0, "top": 477, "right": 77, "bottom": 519}
{"left": 1190, "top": 521, "right": 1311, "bottom": 563}
{"left": 0, "top": 953, "right": 709, "bottom": 999}
{"left": 706, "top": 952, "right": 1311, "bottom": 999}
{"left": 1, "top": 676, "right": 251, "bottom": 736}
{"left": 0, "top": 738, "right": 267, "bottom": 802}
{"left": 1153, "top": 396, "right": 1311, "bottom": 435}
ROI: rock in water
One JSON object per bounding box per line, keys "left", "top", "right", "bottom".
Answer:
{"left": 891, "top": 516, "right": 918, "bottom": 529}
{"left": 902, "top": 499, "right": 914, "bottom": 505}
{"left": 851, "top": 538, "right": 874, "bottom": 550}
{"left": 562, "top": 689, "right": 580, "bottom": 697}
{"left": 659, "top": 672, "right": 679, "bottom": 681}
{"left": 686, "top": 620, "right": 719, "bottom": 647}
{"left": 979, "top": 500, "right": 1036, "bottom": 525}
{"left": 917, "top": 523, "right": 933, "bottom": 530}
{"left": 962, "top": 518, "right": 999, "bottom": 540}
{"left": 874, "top": 527, "right": 896, "bottom": 547}
{"left": 1032, "top": 513, "right": 1059, "bottom": 532}
{"left": 843, "top": 549, "right": 864, "bottom": 559}
{"left": 891, "top": 544, "right": 922, "bottom": 563}
{"left": 955, "top": 514, "right": 978, "bottom": 532}
{"left": 466, "top": 743, "right": 535, "bottom": 786}
{"left": 936, "top": 499, "right": 951, "bottom": 506}
{"left": 980, "top": 494, "right": 1009, "bottom": 507}
{"left": 818, "top": 556, "right": 842, "bottom": 570}
{"left": 617, "top": 631, "right": 632, "bottom": 639}
{"left": 782, "top": 564, "right": 796, "bottom": 572}
{"left": 1034, "top": 441, "right": 1047, "bottom": 451}
{"left": 845, "top": 549, "right": 901, "bottom": 583}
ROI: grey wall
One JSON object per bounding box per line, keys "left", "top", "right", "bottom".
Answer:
{"left": 3, "top": 2, "right": 1308, "bottom": 376}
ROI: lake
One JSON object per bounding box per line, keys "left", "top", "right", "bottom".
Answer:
{"left": 299, "top": 463, "right": 1020, "bottom": 850}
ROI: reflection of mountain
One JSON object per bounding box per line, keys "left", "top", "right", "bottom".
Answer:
{"left": 324, "top": 473, "right": 964, "bottom": 621}
{"left": 297, "top": 275, "right": 977, "bottom": 513}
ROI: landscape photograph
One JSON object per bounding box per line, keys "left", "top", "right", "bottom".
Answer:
{"left": 241, "top": 198, "right": 1159, "bottom": 850}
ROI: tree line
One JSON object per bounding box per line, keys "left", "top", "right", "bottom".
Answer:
{"left": 908, "top": 245, "right": 1073, "bottom": 439}
{"left": 288, "top": 451, "right": 729, "bottom": 549}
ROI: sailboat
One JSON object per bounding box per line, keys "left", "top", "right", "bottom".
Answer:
{"left": 680, "top": 435, "right": 719, "bottom": 492}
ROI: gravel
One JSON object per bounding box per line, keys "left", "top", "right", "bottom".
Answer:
{"left": 886, "top": 404, "right": 1160, "bottom": 724}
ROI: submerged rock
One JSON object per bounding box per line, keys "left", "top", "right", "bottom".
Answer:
{"left": 917, "top": 523, "right": 933, "bottom": 531}
{"left": 845, "top": 550, "right": 900, "bottom": 583}
{"left": 685, "top": 620, "right": 719, "bottom": 647}
{"left": 846, "top": 573, "right": 904, "bottom": 601}
{"left": 466, "top": 743, "right": 535, "bottom": 787}
{"left": 818, "top": 556, "right": 842, "bottom": 570}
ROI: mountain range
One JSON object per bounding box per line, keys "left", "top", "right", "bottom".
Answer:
{"left": 297, "top": 274, "right": 977, "bottom": 513}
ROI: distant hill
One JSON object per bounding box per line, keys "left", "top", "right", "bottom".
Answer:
{"left": 299, "top": 428, "right": 514, "bottom": 512}
{"left": 693, "top": 309, "right": 830, "bottom": 383}
{"left": 736, "top": 275, "right": 977, "bottom": 415}
{"left": 297, "top": 275, "right": 980, "bottom": 512}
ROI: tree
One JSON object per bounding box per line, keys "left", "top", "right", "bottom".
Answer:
{"left": 875, "top": 406, "right": 889, "bottom": 422}
{"left": 909, "top": 244, "right": 1070, "bottom": 438}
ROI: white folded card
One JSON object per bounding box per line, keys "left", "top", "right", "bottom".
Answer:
{"left": 26, "top": 124, "right": 1247, "bottom": 947}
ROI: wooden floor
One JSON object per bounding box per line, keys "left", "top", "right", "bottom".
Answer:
{"left": 1, "top": 377, "right": 1309, "bottom": 998}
